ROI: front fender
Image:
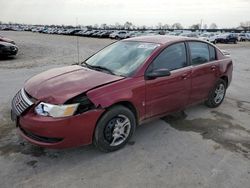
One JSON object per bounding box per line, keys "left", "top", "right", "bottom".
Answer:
{"left": 87, "top": 77, "right": 146, "bottom": 121}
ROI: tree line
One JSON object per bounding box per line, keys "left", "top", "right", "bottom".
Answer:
{"left": 1, "top": 20, "right": 250, "bottom": 31}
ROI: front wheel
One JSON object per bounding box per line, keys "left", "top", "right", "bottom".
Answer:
{"left": 94, "top": 105, "right": 136, "bottom": 152}
{"left": 205, "top": 79, "right": 226, "bottom": 108}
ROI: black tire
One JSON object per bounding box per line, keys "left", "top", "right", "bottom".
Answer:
{"left": 205, "top": 79, "right": 227, "bottom": 108}
{"left": 94, "top": 105, "right": 136, "bottom": 152}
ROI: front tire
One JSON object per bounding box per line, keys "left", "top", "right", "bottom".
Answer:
{"left": 205, "top": 79, "right": 226, "bottom": 108}
{"left": 94, "top": 105, "right": 136, "bottom": 152}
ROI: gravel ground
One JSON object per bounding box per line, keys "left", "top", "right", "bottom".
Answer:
{"left": 0, "top": 31, "right": 250, "bottom": 188}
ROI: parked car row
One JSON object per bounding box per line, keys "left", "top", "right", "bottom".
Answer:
{"left": 1, "top": 24, "right": 250, "bottom": 44}
{"left": 28, "top": 28, "right": 250, "bottom": 43}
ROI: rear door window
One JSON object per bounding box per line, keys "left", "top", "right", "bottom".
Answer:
{"left": 189, "top": 42, "right": 210, "bottom": 65}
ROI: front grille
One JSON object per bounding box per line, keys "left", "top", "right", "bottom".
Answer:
{"left": 12, "top": 88, "right": 34, "bottom": 116}
{"left": 10, "top": 46, "right": 16, "bottom": 51}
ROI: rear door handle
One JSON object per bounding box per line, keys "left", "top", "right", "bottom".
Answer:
{"left": 211, "top": 65, "right": 216, "bottom": 71}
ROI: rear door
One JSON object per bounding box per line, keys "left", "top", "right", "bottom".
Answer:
{"left": 188, "top": 42, "right": 219, "bottom": 104}
{"left": 145, "top": 42, "right": 192, "bottom": 118}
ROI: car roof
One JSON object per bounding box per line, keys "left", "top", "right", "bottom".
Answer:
{"left": 124, "top": 35, "right": 192, "bottom": 45}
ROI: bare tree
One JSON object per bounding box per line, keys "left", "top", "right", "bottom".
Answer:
{"left": 93, "top": 24, "right": 99, "bottom": 29}
{"left": 189, "top": 24, "right": 200, "bottom": 30}
{"left": 101, "top": 23, "right": 107, "bottom": 29}
{"left": 124, "top": 21, "right": 133, "bottom": 30}
{"left": 163, "top": 24, "right": 170, "bottom": 29}
{"left": 171, "top": 23, "right": 183, "bottom": 30}
{"left": 240, "top": 21, "right": 250, "bottom": 30}
{"left": 157, "top": 22, "right": 163, "bottom": 29}
{"left": 115, "top": 22, "right": 122, "bottom": 29}
{"left": 209, "top": 23, "right": 218, "bottom": 29}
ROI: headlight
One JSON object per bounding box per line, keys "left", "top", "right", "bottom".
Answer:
{"left": 35, "top": 102, "right": 79, "bottom": 118}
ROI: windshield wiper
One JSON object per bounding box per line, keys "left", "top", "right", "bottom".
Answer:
{"left": 81, "top": 61, "right": 93, "bottom": 69}
{"left": 90, "top": 65, "right": 115, "bottom": 75}
{"left": 81, "top": 62, "right": 115, "bottom": 75}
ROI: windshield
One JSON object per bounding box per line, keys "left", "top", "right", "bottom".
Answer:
{"left": 85, "top": 41, "right": 159, "bottom": 76}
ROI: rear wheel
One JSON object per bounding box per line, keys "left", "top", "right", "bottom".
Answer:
{"left": 94, "top": 105, "right": 136, "bottom": 152}
{"left": 205, "top": 79, "right": 226, "bottom": 108}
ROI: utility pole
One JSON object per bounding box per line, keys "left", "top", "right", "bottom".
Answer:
{"left": 76, "top": 18, "right": 80, "bottom": 65}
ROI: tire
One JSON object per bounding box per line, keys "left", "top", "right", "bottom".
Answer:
{"left": 115, "top": 36, "right": 119, "bottom": 40}
{"left": 94, "top": 105, "right": 136, "bottom": 152}
{"left": 205, "top": 79, "right": 227, "bottom": 108}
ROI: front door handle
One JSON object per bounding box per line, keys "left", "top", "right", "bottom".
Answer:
{"left": 181, "top": 73, "right": 188, "bottom": 80}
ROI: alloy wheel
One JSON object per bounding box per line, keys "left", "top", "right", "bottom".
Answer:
{"left": 104, "top": 114, "right": 131, "bottom": 147}
{"left": 214, "top": 83, "right": 225, "bottom": 104}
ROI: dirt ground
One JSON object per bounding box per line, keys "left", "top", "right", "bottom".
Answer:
{"left": 0, "top": 31, "right": 250, "bottom": 188}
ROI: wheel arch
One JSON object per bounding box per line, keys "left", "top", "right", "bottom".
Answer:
{"left": 92, "top": 100, "right": 138, "bottom": 145}
{"left": 220, "top": 75, "right": 228, "bottom": 88}
{"left": 107, "top": 101, "right": 139, "bottom": 125}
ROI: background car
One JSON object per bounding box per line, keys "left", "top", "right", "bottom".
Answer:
{"left": 216, "top": 33, "right": 238, "bottom": 44}
{"left": 180, "top": 32, "right": 199, "bottom": 38}
{"left": 0, "top": 41, "right": 18, "bottom": 57}
{"left": 109, "top": 31, "right": 128, "bottom": 39}
{"left": 0, "top": 35, "right": 15, "bottom": 44}
{"left": 239, "top": 33, "right": 250, "bottom": 41}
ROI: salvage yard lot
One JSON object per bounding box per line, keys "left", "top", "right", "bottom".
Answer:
{"left": 0, "top": 31, "right": 250, "bottom": 188}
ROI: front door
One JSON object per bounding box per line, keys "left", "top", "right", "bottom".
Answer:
{"left": 145, "top": 42, "right": 192, "bottom": 118}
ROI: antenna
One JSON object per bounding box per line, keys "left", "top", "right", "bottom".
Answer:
{"left": 76, "top": 18, "right": 80, "bottom": 65}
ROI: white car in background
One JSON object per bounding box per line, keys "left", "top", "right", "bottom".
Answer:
{"left": 109, "top": 31, "right": 128, "bottom": 39}
{"left": 239, "top": 33, "right": 250, "bottom": 41}
{"left": 199, "top": 33, "right": 218, "bottom": 44}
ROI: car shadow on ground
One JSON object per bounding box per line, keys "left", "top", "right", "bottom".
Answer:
{"left": 0, "top": 56, "right": 16, "bottom": 60}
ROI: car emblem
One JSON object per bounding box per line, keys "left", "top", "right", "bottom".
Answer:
{"left": 15, "top": 98, "right": 22, "bottom": 106}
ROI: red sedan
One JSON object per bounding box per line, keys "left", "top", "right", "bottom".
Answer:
{"left": 11, "top": 36, "right": 233, "bottom": 152}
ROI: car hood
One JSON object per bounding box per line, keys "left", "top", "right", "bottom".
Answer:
{"left": 24, "top": 65, "right": 124, "bottom": 104}
{"left": 0, "top": 41, "right": 16, "bottom": 47}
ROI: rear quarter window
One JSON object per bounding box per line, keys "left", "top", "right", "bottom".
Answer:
{"left": 208, "top": 45, "right": 216, "bottom": 61}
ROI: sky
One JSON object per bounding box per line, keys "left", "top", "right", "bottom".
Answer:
{"left": 0, "top": 0, "right": 250, "bottom": 28}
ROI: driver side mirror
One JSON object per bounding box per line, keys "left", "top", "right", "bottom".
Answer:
{"left": 145, "top": 68, "right": 171, "bottom": 80}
